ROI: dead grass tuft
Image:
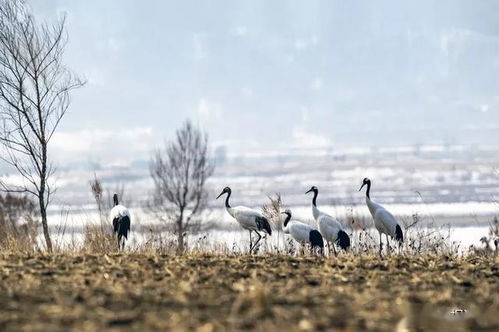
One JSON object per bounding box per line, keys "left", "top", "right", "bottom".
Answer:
{"left": 82, "top": 224, "right": 117, "bottom": 253}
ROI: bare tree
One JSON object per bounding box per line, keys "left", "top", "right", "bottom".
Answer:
{"left": 150, "top": 120, "right": 214, "bottom": 251}
{"left": 0, "top": 0, "right": 85, "bottom": 251}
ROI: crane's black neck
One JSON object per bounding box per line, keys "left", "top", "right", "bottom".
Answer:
{"left": 113, "top": 194, "right": 119, "bottom": 206}
{"left": 283, "top": 213, "right": 291, "bottom": 227}
{"left": 312, "top": 189, "right": 318, "bottom": 207}
{"left": 365, "top": 181, "right": 371, "bottom": 199}
{"left": 224, "top": 190, "right": 232, "bottom": 209}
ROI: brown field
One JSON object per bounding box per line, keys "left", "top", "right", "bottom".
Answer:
{"left": 0, "top": 253, "right": 498, "bottom": 331}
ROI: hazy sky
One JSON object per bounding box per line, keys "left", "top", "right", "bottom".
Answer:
{"left": 27, "top": 0, "right": 499, "bottom": 165}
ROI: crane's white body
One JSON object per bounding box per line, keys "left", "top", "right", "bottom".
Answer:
{"left": 109, "top": 205, "right": 130, "bottom": 222}
{"left": 366, "top": 197, "right": 398, "bottom": 238}
{"left": 226, "top": 205, "right": 264, "bottom": 232}
{"left": 217, "top": 187, "right": 271, "bottom": 253}
{"left": 109, "top": 194, "right": 131, "bottom": 251}
{"left": 360, "top": 178, "right": 403, "bottom": 256}
{"left": 312, "top": 204, "right": 343, "bottom": 243}
{"left": 283, "top": 219, "right": 316, "bottom": 244}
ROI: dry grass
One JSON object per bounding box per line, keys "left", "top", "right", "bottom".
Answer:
{"left": 0, "top": 252, "right": 497, "bottom": 331}
{"left": 82, "top": 224, "right": 118, "bottom": 254}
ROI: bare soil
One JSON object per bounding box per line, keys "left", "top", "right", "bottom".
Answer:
{"left": 0, "top": 253, "right": 497, "bottom": 331}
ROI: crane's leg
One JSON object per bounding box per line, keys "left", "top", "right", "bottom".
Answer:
{"left": 385, "top": 234, "right": 390, "bottom": 255}
{"left": 311, "top": 244, "right": 317, "bottom": 256}
{"left": 328, "top": 241, "right": 334, "bottom": 256}
{"left": 117, "top": 235, "right": 121, "bottom": 251}
{"left": 332, "top": 242, "right": 337, "bottom": 256}
{"left": 252, "top": 231, "right": 262, "bottom": 253}
{"left": 379, "top": 232, "right": 383, "bottom": 257}
{"left": 249, "top": 230, "right": 253, "bottom": 253}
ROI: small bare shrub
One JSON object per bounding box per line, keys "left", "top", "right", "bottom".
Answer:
{"left": 262, "top": 193, "right": 290, "bottom": 254}
{"left": 0, "top": 193, "right": 38, "bottom": 251}
{"left": 82, "top": 224, "right": 116, "bottom": 253}
{"left": 261, "top": 193, "right": 284, "bottom": 232}
{"left": 402, "top": 213, "right": 455, "bottom": 255}
{"left": 141, "top": 225, "right": 179, "bottom": 254}
{"left": 350, "top": 229, "right": 378, "bottom": 255}
{"left": 470, "top": 216, "right": 498, "bottom": 256}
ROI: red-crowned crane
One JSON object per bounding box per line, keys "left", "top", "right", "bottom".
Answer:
{"left": 281, "top": 209, "right": 324, "bottom": 255}
{"left": 109, "top": 193, "right": 131, "bottom": 251}
{"left": 305, "top": 186, "right": 350, "bottom": 254}
{"left": 216, "top": 186, "right": 271, "bottom": 253}
{"left": 359, "top": 178, "right": 403, "bottom": 256}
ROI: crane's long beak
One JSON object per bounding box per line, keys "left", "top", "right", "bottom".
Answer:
{"left": 358, "top": 183, "right": 366, "bottom": 192}
{"left": 216, "top": 191, "right": 224, "bottom": 199}
{"left": 280, "top": 211, "right": 287, "bottom": 215}
{"left": 305, "top": 188, "right": 313, "bottom": 194}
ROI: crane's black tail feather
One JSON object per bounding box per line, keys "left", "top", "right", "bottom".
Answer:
{"left": 395, "top": 224, "right": 403, "bottom": 245}
{"left": 113, "top": 215, "right": 131, "bottom": 239}
{"left": 256, "top": 216, "right": 272, "bottom": 235}
{"left": 336, "top": 230, "right": 350, "bottom": 250}
{"left": 118, "top": 215, "right": 131, "bottom": 239}
{"left": 309, "top": 230, "right": 324, "bottom": 249}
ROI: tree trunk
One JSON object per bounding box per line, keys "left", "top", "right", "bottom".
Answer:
{"left": 176, "top": 216, "right": 185, "bottom": 252}
{"left": 177, "top": 229, "right": 184, "bottom": 253}
{"left": 39, "top": 179, "right": 52, "bottom": 252}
